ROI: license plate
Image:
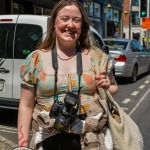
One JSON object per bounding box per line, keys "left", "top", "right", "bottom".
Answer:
{"left": 0, "top": 81, "right": 4, "bottom": 91}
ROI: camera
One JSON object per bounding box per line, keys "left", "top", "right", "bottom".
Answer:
{"left": 50, "top": 92, "right": 79, "bottom": 132}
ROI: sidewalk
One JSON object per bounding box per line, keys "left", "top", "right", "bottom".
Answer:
{"left": 0, "top": 135, "right": 17, "bottom": 150}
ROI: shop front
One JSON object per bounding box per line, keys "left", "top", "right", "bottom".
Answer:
{"left": 80, "top": 0, "right": 105, "bottom": 37}
{"left": 0, "top": 0, "right": 123, "bottom": 38}
{"left": 105, "top": 0, "right": 123, "bottom": 38}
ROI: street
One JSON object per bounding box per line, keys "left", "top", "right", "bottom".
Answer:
{"left": 0, "top": 73, "right": 150, "bottom": 150}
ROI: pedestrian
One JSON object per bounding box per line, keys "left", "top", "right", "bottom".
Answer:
{"left": 18, "top": 0, "right": 118, "bottom": 149}
{"left": 114, "top": 28, "right": 120, "bottom": 38}
{"left": 142, "top": 34, "right": 146, "bottom": 48}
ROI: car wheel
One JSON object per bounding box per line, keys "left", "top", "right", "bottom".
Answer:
{"left": 129, "top": 66, "right": 137, "bottom": 83}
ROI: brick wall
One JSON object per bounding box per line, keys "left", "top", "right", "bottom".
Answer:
{"left": 123, "top": 0, "right": 130, "bottom": 26}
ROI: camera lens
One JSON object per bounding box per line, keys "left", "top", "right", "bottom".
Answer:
{"left": 54, "top": 116, "right": 69, "bottom": 132}
{"left": 54, "top": 122, "right": 66, "bottom": 132}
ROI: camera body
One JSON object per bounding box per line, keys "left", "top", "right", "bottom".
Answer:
{"left": 50, "top": 92, "right": 79, "bottom": 132}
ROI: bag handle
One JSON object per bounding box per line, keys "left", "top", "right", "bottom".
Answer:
{"left": 93, "top": 48, "right": 120, "bottom": 118}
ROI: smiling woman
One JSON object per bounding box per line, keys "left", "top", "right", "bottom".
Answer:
{"left": 18, "top": 0, "right": 118, "bottom": 150}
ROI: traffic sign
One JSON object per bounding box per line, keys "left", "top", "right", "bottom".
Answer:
{"left": 142, "top": 18, "right": 150, "bottom": 29}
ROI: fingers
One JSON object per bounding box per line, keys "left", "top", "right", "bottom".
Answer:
{"left": 95, "top": 73, "right": 110, "bottom": 89}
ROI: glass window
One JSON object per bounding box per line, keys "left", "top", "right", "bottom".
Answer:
{"left": 136, "top": 41, "right": 145, "bottom": 51}
{"left": 92, "top": 32, "right": 103, "bottom": 48}
{"left": 14, "top": 24, "right": 43, "bottom": 59}
{"left": 0, "top": 24, "right": 15, "bottom": 59}
{"left": 88, "top": 2, "right": 93, "bottom": 16}
{"left": 106, "top": 8, "right": 113, "bottom": 20}
{"left": 130, "top": 40, "right": 139, "bottom": 52}
{"left": 34, "top": 6, "right": 43, "bottom": 15}
{"left": 131, "top": 0, "right": 139, "bottom": 6}
{"left": 89, "top": 17, "right": 102, "bottom": 35}
{"left": 0, "top": 30, "right": 8, "bottom": 56}
{"left": 94, "top": 3, "right": 101, "bottom": 17}
{"left": 132, "top": 11, "right": 140, "bottom": 25}
{"left": 13, "top": 3, "right": 24, "bottom": 14}
{"left": 104, "top": 40, "right": 128, "bottom": 50}
{"left": 114, "top": 10, "right": 119, "bottom": 22}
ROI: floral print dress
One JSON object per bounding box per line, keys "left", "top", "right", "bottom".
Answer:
{"left": 20, "top": 48, "right": 112, "bottom": 113}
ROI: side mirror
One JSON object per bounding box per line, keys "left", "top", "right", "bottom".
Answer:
{"left": 102, "top": 45, "right": 109, "bottom": 55}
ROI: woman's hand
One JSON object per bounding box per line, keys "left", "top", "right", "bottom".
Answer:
{"left": 95, "top": 70, "right": 110, "bottom": 89}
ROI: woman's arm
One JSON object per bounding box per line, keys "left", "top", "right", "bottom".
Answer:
{"left": 95, "top": 70, "right": 118, "bottom": 96}
{"left": 107, "top": 70, "right": 118, "bottom": 95}
{"left": 18, "top": 84, "right": 35, "bottom": 147}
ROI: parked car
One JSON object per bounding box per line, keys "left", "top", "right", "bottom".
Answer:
{"left": 0, "top": 15, "right": 105, "bottom": 109}
{"left": 103, "top": 38, "right": 150, "bottom": 82}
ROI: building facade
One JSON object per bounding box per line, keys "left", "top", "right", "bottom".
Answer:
{"left": 0, "top": 0, "right": 124, "bottom": 38}
{"left": 123, "top": 0, "right": 150, "bottom": 45}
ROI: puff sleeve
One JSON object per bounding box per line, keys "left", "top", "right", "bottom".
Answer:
{"left": 20, "top": 50, "right": 41, "bottom": 87}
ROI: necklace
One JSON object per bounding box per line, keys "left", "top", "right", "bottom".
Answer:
{"left": 57, "top": 52, "right": 76, "bottom": 61}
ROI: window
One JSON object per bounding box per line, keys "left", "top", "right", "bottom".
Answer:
{"left": 136, "top": 41, "right": 145, "bottom": 51}
{"left": 14, "top": 24, "right": 43, "bottom": 59}
{"left": 132, "top": 11, "right": 140, "bottom": 25}
{"left": 131, "top": 0, "right": 139, "bottom": 6}
{"left": 130, "top": 40, "right": 139, "bottom": 52}
{"left": 106, "top": 8, "right": 113, "bottom": 20}
{"left": 0, "top": 24, "right": 15, "bottom": 59}
{"left": 88, "top": 30, "right": 103, "bottom": 48}
{"left": 104, "top": 40, "right": 128, "bottom": 50}
{"left": 94, "top": 3, "right": 101, "bottom": 17}
{"left": 92, "top": 32, "right": 103, "bottom": 48}
{"left": 114, "top": 10, "right": 119, "bottom": 22}
{"left": 88, "top": 2, "right": 93, "bottom": 16}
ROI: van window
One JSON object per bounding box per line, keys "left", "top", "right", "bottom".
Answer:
{"left": 92, "top": 32, "right": 103, "bottom": 48}
{"left": 0, "top": 24, "right": 15, "bottom": 59}
{"left": 14, "top": 24, "right": 43, "bottom": 59}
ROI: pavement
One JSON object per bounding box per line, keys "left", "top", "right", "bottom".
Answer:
{"left": 0, "top": 135, "right": 17, "bottom": 150}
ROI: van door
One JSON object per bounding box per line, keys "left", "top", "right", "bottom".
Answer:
{"left": 0, "top": 22, "right": 16, "bottom": 106}
{"left": 13, "top": 20, "right": 43, "bottom": 100}
{"left": 0, "top": 15, "right": 48, "bottom": 109}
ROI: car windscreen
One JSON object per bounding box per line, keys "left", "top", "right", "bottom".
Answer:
{"left": 104, "top": 40, "right": 128, "bottom": 50}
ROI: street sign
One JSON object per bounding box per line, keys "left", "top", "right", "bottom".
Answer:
{"left": 142, "top": 18, "right": 150, "bottom": 29}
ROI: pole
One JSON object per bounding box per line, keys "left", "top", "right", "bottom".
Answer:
{"left": 128, "top": 0, "right": 132, "bottom": 39}
{"left": 147, "top": 0, "right": 150, "bottom": 49}
{"left": 129, "top": 11, "right": 131, "bottom": 39}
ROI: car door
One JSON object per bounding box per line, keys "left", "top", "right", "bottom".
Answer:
{"left": 130, "top": 40, "right": 143, "bottom": 75}
{"left": 0, "top": 19, "right": 17, "bottom": 105}
{"left": 136, "top": 41, "right": 149, "bottom": 73}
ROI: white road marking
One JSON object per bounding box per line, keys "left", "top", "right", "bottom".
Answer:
{"left": 145, "top": 81, "right": 149, "bottom": 84}
{"left": 0, "top": 125, "right": 17, "bottom": 134}
{"left": 129, "top": 88, "right": 150, "bottom": 116}
{"left": 121, "top": 107, "right": 129, "bottom": 111}
{"left": 131, "top": 91, "right": 139, "bottom": 96}
{"left": 122, "top": 98, "right": 130, "bottom": 104}
{"left": 139, "top": 85, "right": 145, "bottom": 89}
